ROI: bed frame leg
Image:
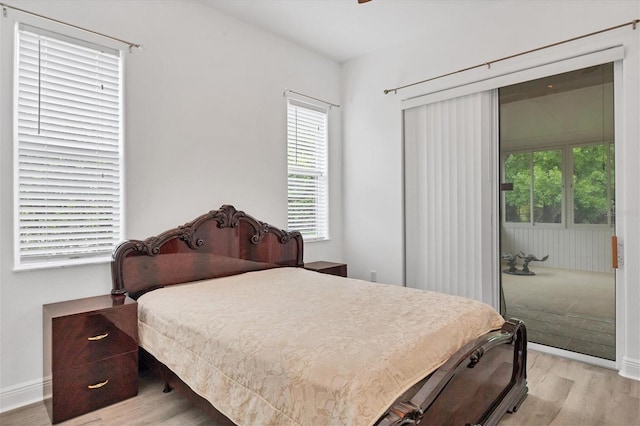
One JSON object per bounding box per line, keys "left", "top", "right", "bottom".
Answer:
{"left": 507, "top": 385, "right": 528, "bottom": 413}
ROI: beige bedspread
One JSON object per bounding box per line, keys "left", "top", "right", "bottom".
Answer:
{"left": 137, "top": 267, "right": 504, "bottom": 426}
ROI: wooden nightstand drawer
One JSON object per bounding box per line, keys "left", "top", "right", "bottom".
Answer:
{"left": 44, "top": 294, "right": 138, "bottom": 424}
{"left": 52, "top": 311, "right": 137, "bottom": 369}
{"left": 51, "top": 351, "right": 138, "bottom": 423}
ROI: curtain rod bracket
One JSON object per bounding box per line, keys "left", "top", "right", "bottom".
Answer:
{"left": 128, "top": 44, "right": 144, "bottom": 53}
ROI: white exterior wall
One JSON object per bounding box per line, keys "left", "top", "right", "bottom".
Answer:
{"left": 502, "top": 227, "right": 614, "bottom": 273}
{"left": 0, "top": 0, "right": 343, "bottom": 410}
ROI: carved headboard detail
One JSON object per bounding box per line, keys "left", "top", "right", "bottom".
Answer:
{"left": 111, "top": 205, "right": 303, "bottom": 298}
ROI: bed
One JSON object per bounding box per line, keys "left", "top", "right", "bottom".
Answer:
{"left": 111, "top": 204, "right": 528, "bottom": 425}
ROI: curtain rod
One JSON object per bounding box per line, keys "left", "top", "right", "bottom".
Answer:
{"left": 0, "top": 2, "right": 142, "bottom": 50}
{"left": 383, "top": 18, "right": 639, "bottom": 95}
{"left": 284, "top": 89, "right": 340, "bottom": 109}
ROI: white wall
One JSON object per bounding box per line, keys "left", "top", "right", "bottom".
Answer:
{"left": 342, "top": 1, "right": 640, "bottom": 379}
{"left": 0, "top": 0, "right": 343, "bottom": 410}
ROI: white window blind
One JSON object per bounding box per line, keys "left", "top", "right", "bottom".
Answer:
{"left": 404, "top": 91, "right": 497, "bottom": 305}
{"left": 14, "top": 24, "right": 123, "bottom": 269}
{"left": 287, "top": 99, "right": 328, "bottom": 240}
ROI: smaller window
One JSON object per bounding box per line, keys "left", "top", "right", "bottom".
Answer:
{"left": 504, "top": 152, "right": 531, "bottom": 223}
{"left": 286, "top": 99, "right": 328, "bottom": 240}
{"left": 503, "top": 149, "right": 563, "bottom": 225}
{"left": 533, "top": 150, "right": 563, "bottom": 224}
{"left": 572, "top": 143, "right": 614, "bottom": 226}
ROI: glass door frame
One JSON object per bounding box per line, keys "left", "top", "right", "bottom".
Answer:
{"left": 495, "top": 65, "right": 621, "bottom": 370}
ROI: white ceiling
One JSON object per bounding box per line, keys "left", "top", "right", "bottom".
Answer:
{"left": 204, "top": 0, "right": 495, "bottom": 63}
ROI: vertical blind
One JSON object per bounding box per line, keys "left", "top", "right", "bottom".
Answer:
{"left": 15, "top": 24, "right": 123, "bottom": 267}
{"left": 404, "top": 91, "right": 497, "bottom": 305}
{"left": 287, "top": 99, "right": 328, "bottom": 240}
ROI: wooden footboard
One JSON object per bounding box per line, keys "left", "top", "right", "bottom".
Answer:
{"left": 141, "top": 319, "right": 527, "bottom": 426}
{"left": 376, "top": 318, "right": 528, "bottom": 426}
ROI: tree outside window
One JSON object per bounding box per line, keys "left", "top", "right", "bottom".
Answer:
{"left": 504, "top": 149, "right": 562, "bottom": 225}
{"left": 504, "top": 153, "right": 530, "bottom": 223}
{"left": 573, "top": 143, "right": 614, "bottom": 225}
{"left": 533, "top": 150, "right": 562, "bottom": 224}
{"left": 504, "top": 144, "right": 614, "bottom": 228}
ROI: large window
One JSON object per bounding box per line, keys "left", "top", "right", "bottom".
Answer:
{"left": 286, "top": 99, "right": 328, "bottom": 241}
{"left": 14, "top": 25, "right": 123, "bottom": 269}
{"left": 503, "top": 143, "right": 614, "bottom": 228}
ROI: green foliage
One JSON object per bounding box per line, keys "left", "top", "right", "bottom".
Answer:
{"left": 533, "top": 150, "right": 562, "bottom": 223}
{"left": 504, "top": 144, "right": 613, "bottom": 225}
{"left": 504, "top": 153, "right": 530, "bottom": 222}
{"left": 573, "top": 145, "right": 611, "bottom": 224}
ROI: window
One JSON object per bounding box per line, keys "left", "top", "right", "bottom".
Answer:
{"left": 503, "top": 143, "right": 614, "bottom": 228}
{"left": 504, "top": 152, "right": 531, "bottom": 223}
{"left": 14, "top": 24, "right": 123, "bottom": 269}
{"left": 287, "top": 99, "right": 328, "bottom": 240}
{"left": 572, "top": 143, "right": 615, "bottom": 226}
{"left": 504, "top": 149, "right": 563, "bottom": 225}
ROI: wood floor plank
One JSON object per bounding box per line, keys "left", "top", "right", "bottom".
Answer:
{"left": 500, "top": 352, "right": 639, "bottom": 426}
{"left": 2, "top": 351, "right": 638, "bottom": 425}
{"left": 548, "top": 364, "right": 639, "bottom": 426}
{"left": 498, "top": 374, "right": 574, "bottom": 425}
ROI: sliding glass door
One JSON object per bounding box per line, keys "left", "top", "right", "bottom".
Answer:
{"left": 499, "top": 63, "right": 616, "bottom": 361}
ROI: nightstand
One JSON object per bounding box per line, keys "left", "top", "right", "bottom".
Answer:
{"left": 304, "top": 261, "right": 347, "bottom": 277}
{"left": 43, "top": 294, "right": 138, "bottom": 424}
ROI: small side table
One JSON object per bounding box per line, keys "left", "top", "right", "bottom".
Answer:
{"left": 43, "top": 294, "right": 138, "bottom": 423}
{"left": 303, "top": 261, "right": 347, "bottom": 277}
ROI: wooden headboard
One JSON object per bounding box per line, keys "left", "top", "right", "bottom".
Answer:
{"left": 111, "top": 205, "right": 303, "bottom": 298}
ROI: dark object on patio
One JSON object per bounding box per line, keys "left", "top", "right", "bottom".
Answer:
{"left": 519, "top": 252, "right": 549, "bottom": 275}
{"left": 502, "top": 252, "right": 549, "bottom": 276}
{"left": 501, "top": 252, "right": 519, "bottom": 273}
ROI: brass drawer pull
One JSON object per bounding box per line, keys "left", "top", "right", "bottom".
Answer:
{"left": 88, "top": 380, "right": 109, "bottom": 389}
{"left": 87, "top": 332, "right": 109, "bottom": 341}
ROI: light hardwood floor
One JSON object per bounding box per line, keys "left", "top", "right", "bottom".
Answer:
{"left": 2, "top": 350, "right": 638, "bottom": 426}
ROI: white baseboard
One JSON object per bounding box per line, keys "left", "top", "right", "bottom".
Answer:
{"left": 620, "top": 356, "right": 640, "bottom": 381}
{"left": 527, "top": 343, "right": 640, "bottom": 382}
{"left": 528, "top": 342, "right": 617, "bottom": 369}
{"left": 0, "top": 376, "right": 50, "bottom": 414}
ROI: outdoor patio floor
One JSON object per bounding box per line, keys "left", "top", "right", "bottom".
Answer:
{"left": 501, "top": 266, "right": 615, "bottom": 360}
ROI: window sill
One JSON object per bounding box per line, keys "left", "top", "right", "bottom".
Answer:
{"left": 303, "top": 237, "right": 330, "bottom": 243}
{"left": 13, "top": 255, "right": 112, "bottom": 272}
